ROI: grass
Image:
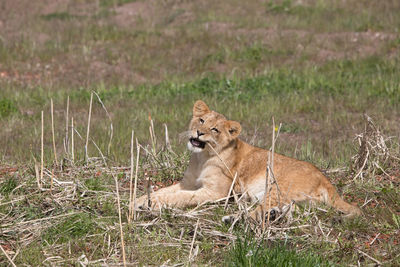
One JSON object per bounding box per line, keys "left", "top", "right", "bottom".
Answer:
{"left": 0, "top": 0, "right": 400, "bottom": 266}
{"left": 226, "top": 233, "right": 332, "bottom": 266}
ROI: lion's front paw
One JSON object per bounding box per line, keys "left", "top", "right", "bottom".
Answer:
{"left": 136, "top": 194, "right": 162, "bottom": 210}
{"left": 249, "top": 207, "right": 280, "bottom": 223}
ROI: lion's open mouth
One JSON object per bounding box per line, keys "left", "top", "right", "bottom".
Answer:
{"left": 190, "top": 138, "right": 206, "bottom": 149}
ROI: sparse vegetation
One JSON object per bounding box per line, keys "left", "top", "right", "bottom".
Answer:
{"left": 0, "top": 0, "right": 399, "bottom": 266}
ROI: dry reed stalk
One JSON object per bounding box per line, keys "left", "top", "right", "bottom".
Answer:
{"left": 51, "top": 99, "right": 58, "bottom": 166}
{"left": 164, "top": 123, "right": 171, "bottom": 150}
{"left": 71, "top": 117, "right": 74, "bottom": 163}
{"left": 113, "top": 174, "right": 127, "bottom": 267}
{"left": 64, "top": 95, "right": 69, "bottom": 154}
{"left": 133, "top": 138, "right": 140, "bottom": 221}
{"left": 188, "top": 219, "right": 200, "bottom": 262}
{"left": 148, "top": 114, "right": 156, "bottom": 155}
{"left": 224, "top": 172, "right": 238, "bottom": 210}
{"left": 34, "top": 161, "right": 40, "bottom": 189}
{"left": 207, "top": 144, "right": 239, "bottom": 204}
{"left": 50, "top": 168, "right": 54, "bottom": 192}
{"left": 128, "top": 130, "right": 134, "bottom": 223}
{"left": 40, "top": 110, "right": 44, "bottom": 188}
{"left": 91, "top": 139, "right": 107, "bottom": 166}
{"left": 93, "top": 91, "right": 113, "bottom": 155}
{"left": 85, "top": 92, "right": 93, "bottom": 163}
{"left": 0, "top": 243, "right": 17, "bottom": 267}
{"left": 263, "top": 118, "right": 277, "bottom": 230}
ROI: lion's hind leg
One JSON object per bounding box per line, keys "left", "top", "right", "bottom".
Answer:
{"left": 316, "top": 181, "right": 362, "bottom": 217}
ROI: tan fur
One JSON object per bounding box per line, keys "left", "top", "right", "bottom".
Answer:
{"left": 137, "top": 100, "right": 362, "bottom": 221}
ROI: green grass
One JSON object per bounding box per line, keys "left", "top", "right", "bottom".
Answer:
{"left": 226, "top": 233, "right": 332, "bottom": 267}
{"left": 0, "top": 98, "right": 18, "bottom": 118}
{"left": 42, "top": 213, "right": 98, "bottom": 244}
{"left": 0, "top": 177, "right": 18, "bottom": 195}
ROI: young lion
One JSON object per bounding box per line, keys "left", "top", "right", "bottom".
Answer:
{"left": 137, "top": 100, "right": 362, "bottom": 221}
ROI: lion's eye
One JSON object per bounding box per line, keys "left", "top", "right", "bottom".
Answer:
{"left": 199, "top": 118, "right": 204, "bottom": 124}
{"left": 211, "top": 128, "right": 219, "bottom": 133}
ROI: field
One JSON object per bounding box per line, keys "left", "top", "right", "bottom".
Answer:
{"left": 0, "top": 0, "right": 400, "bottom": 265}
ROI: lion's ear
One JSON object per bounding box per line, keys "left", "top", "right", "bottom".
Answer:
{"left": 225, "top": 120, "right": 241, "bottom": 138}
{"left": 193, "top": 100, "right": 210, "bottom": 117}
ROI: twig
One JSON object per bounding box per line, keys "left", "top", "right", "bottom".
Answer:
{"left": 263, "top": 118, "right": 276, "bottom": 229}
{"left": 357, "top": 249, "right": 381, "bottom": 265}
{"left": 224, "top": 172, "right": 238, "bottom": 210}
{"left": 133, "top": 138, "right": 140, "bottom": 221}
{"left": 0, "top": 244, "right": 17, "bottom": 267}
{"left": 189, "top": 219, "right": 200, "bottom": 262}
{"left": 164, "top": 123, "right": 171, "bottom": 150}
{"left": 85, "top": 92, "right": 93, "bottom": 164}
{"left": 64, "top": 95, "right": 69, "bottom": 155}
{"left": 149, "top": 114, "right": 156, "bottom": 155}
{"left": 40, "top": 110, "right": 44, "bottom": 189}
{"left": 207, "top": 143, "right": 239, "bottom": 205}
{"left": 50, "top": 168, "right": 54, "bottom": 192}
{"left": 369, "top": 233, "right": 380, "bottom": 246}
{"left": 93, "top": 91, "right": 113, "bottom": 155}
{"left": 34, "top": 159, "right": 40, "bottom": 190}
{"left": 71, "top": 117, "right": 74, "bottom": 163}
{"left": 129, "top": 130, "right": 135, "bottom": 223}
{"left": 51, "top": 98, "right": 58, "bottom": 166}
{"left": 91, "top": 138, "right": 107, "bottom": 166}
{"left": 113, "top": 174, "right": 127, "bottom": 267}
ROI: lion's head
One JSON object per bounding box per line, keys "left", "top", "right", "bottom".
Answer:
{"left": 187, "top": 100, "right": 241, "bottom": 154}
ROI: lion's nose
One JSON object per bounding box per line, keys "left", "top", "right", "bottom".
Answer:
{"left": 197, "top": 130, "right": 204, "bottom": 137}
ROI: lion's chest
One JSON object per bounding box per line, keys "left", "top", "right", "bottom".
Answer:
{"left": 183, "top": 154, "right": 225, "bottom": 189}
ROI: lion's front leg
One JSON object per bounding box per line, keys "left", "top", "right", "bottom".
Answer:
{"left": 139, "top": 187, "right": 225, "bottom": 209}
{"left": 136, "top": 183, "right": 182, "bottom": 209}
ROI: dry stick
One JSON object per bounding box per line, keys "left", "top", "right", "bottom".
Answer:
{"left": 113, "top": 174, "right": 127, "bottom": 267}
{"left": 133, "top": 138, "right": 140, "bottom": 221}
{"left": 51, "top": 99, "right": 58, "bottom": 166}
{"left": 128, "top": 130, "right": 135, "bottom": 223}
{"left": 0, "top": 243, "right": 17, "bottom": 267}
{"left": 40, "top": 110, "right": 44, "bottom": 189}
{"left": 207, "top": 144, "right": 239, "bottom": 205}
{"left": 85, "top": 92, "right": 93, "bottom": 164}
{"left": 188, "top": 219, "right": 200, "bottom": 262}
{"left": 224, "top": 172, "right": 238, "bottom": 210}
{"left": 71, "top": 117, "right": 74, "bottom": 163}
{"left": 164, "top": 124, "right": 171, "bottom": 150}
{"left": 149, "top": 114, "right": 156, "bottom": 155}
{"left": 357, "top": 249, "right": 381, "bottom": 265}
{"left": 64, "top": 95, "right": 69, "bottom": 154}
{"left": 50, "top": 168, "right": 54, "bottom": 192}
{"left": 93, "top": 91, "right": 113, "bottom": 155}
{"left": 262, "top": 118, "right": 276, "bottom": 230}
{"left": 91, "top": 139, "right": 107, "bottom": 166}
{"left": 34, "top": 161, "right": 40, "bottom": 190}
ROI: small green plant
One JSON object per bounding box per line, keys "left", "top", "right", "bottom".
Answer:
{"left": 0, "top": 98, "right": 17, "bottom": 118}
{"left": 84, "top": 177, "right": 106, "bottom": 191}
{"left": 42, "top": 213, "right": 97, "bottom": 244}
{"left": 0, "top": 177, "right": 18, "bottom": 195}
{"left": 266, "top": 0, "right": 294, "bottom": 13}
{"left": 226, "top": 233, "right": 332, "bottom": 266}
{"left": 40, "top": 12, "right": 79, "bottom": 21}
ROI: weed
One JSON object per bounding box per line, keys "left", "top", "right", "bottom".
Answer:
{"left": 226, "top": 233, "right": 332, "bottom": 266}
{"left": 0, "top": 98, "right": 17, "bottom": 118}
{"left": 0, "top": 177, "right": 18, "bottom": 195}
{"left": 42, "top": 213, "right": 97, "bottom": 244}
{"left": 40, "top": 12, "right": 82, "bottom": 21}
